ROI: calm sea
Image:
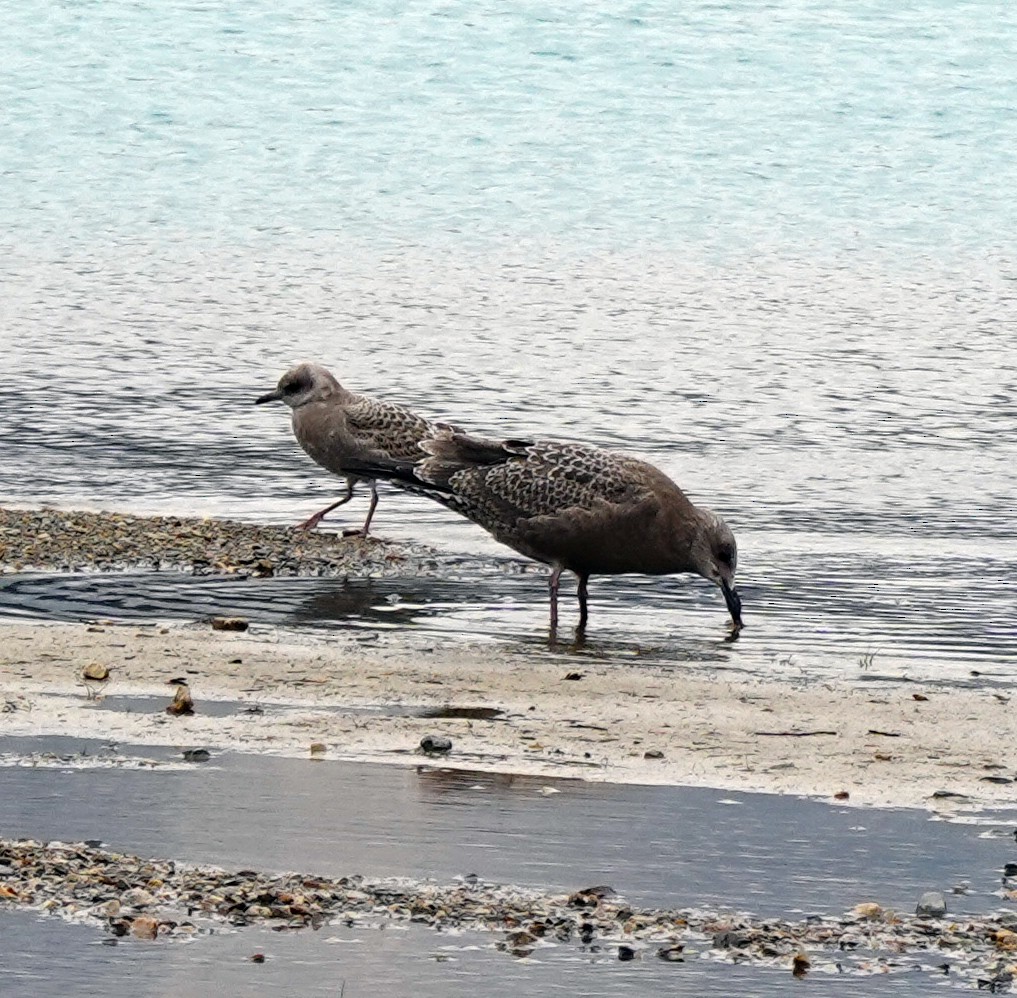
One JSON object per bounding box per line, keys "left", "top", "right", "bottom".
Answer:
{"left": 2, "top": 0, "right": 1015, "bottom": 679}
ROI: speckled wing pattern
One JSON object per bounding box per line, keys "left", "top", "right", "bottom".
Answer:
{"left": 421, "top": 439, "right": 653, "bottom": 539}
{"left": 344, "top": 394, "right": 456, "bottom": 461}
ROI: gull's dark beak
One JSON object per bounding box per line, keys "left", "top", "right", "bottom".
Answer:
{"left": 720, "top": 577, "right": 743, "bottom": 632}
{"left": 255, "top": 388, "right": 283, "bottom": 405}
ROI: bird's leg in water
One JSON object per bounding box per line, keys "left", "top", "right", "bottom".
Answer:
{"left": 576, "top": 573, "right": 590, "bottom": 634}
{"left": 352, "top": 482, "right": 380, "bottom": 537}
{"left": 548, "top": 566, "right": 562, "bottom": 636}
{"left": 298, "top": 481, "right": 355, "bottom": 531}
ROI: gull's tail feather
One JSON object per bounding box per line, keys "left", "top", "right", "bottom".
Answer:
{"left": 337, "top": 454, "right": 443, "bottom": 491}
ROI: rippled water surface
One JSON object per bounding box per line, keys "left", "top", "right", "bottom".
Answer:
{"left": 4, "top": 246, "right": 1016, "bottom": 678}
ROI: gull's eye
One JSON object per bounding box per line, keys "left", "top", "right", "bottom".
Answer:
{"left": 716, "top": 543, "right": 734, "bottom": 567}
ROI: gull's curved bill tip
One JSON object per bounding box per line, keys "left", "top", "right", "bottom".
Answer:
{"left": 721, "top": 578, "right": 743, "bottom": 639}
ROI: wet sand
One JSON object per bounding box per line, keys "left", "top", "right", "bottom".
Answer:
{"left": 2, "top": 618, "right": 1014, "bottom": 811}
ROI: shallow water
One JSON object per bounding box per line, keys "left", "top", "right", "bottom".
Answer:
{"left": 3, "top": 247, "right": 1016, "bottom": 679}
{"left": 0, "top": 908, "right": 943, "bottom": 998}
{"left": 2, "top": 738, "right": 1015, "bottom": 996}
{"left": 3, "top": 735, "right": 1016, "bottom": 918}
{"left": 2, "top": 563, "right": 1014, "bottom": 687}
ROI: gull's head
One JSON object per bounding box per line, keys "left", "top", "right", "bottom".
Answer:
{"left": 255, "top": 363, "right": 339, "bottom": 409}
{"left": 692, "top": 510, "right": 743, "bottom": 632}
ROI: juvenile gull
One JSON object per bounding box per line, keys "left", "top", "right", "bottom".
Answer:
{"left": 343, "top": 430, "right": 743, "bottom": 636}
{"left": 255, "top": 363, "right": 457, "bottom": 535}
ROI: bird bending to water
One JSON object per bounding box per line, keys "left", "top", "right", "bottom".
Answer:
{"left": 342, "top": 429, "right": 743, "bottom": 636}
{"left": 256, "top": 363, "right": 458, "bottom": 535}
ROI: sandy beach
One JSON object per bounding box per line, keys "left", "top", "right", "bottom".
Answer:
{"left": 3, "top": 617, "right": 1014, "bottom": 811}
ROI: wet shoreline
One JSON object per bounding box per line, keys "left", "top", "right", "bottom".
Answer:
{"left": 2, "top": 614, "right": 1016, "bottom": 810}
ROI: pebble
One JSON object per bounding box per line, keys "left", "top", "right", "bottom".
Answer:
{"left": 420, "top": 735, "right": 453, "bottom": 756}
{"left": 166, "top": 686, "right": 194, "bottom": 716}
{"left": 211, "top": 617, "right": 249, "bottom": 632}
{"left": 130, "top": 915, "right": 159, "bottom": 940}
{"left": 916, "top": 891, "right": 947, "bottom": 918}
{"left": 2, "top": 838, "right": 1017, "bottom": 988}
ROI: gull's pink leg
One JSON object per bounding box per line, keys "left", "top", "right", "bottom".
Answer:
{"left": 577, "top": 573, "right": 590, "bottom": 633}
{"left": 548, "top": 566, "right": 562, "bottom": 636}
{"left": 298, "top": 480, "right": 354, "bottom": 531}
{"left": 358, "top": 482, "right": 380, "bottom": 536}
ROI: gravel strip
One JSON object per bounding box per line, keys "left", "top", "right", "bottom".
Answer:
{"left": 3, "top": 837, "right": 1017, "bottom": 986}
{"left": 0, "top": 507, "right": 433, "bottom": 578}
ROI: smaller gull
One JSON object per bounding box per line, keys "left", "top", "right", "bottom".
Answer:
{"left": 256, "top": 363, "right": 458, "bottom": 535}
{"left": 342, "top": 429, "right": 743, "bottom": 636}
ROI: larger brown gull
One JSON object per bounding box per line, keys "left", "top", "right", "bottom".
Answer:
{"left": 255, "top": 363, "right": 458, "bottom": 535}
{"left": 342, "top": 429, "right": 743, "bottom": 635}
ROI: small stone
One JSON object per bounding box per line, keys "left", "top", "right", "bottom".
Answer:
{"left": 657, "top": 944, "right": 685, "bottom": 962}
{"left": 211, "top": 616, "right": 249, "bottom": 632}
{"left": 165, "top": 684, "right": 194, "bottom": 716}
{"left": 569, "top": 885, "right": 616, "bottom": 907}
{"left": 121, "top": 888, "right": 155, "bottom": 908}
{"left": 506, "top": 929, "right": 538, "bottom": 948}
{"left": 563, "top": 672, "right": 584, "bottom": 681}
{"left": 250, "top": 953, "right": 266, "bottom": 963}
{"left": 82, "top": 662, "right": 110, "bottom": 682}
{"left": 310, "top": 743, "right": 327, "bottom": 758}
{"left": 792, "top": 953, "right": 811, "bottom": 977}
{"left": 852, "top": 902, "right": 883, "bottom": 919}
{"left": 643, "top": 750, "right": 664, "bottom": 760}
{"left": 182, "top": 748, "right": 211, "bottom": 762}
{"left": 130, "top": 915, "right": 159, "bottom": 940}
{"left": 419, "top": 735, "right": 452, "bottom": 756}
{"left": 618, "top": 944, "right": 637, "bottom": 961}
{"left": 916, "top": 891, "right": 947, "bottom": 918}
{"left": 713, "top": 929, "right": 749, "bottom": 949}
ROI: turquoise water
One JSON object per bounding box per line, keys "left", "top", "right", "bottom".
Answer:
{"left": 4, "top": 0, "right": 1016, "bottom": 255}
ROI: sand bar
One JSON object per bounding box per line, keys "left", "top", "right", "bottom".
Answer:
{"left": 2, "top": 618, "right": 1015, "bottom": 812}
